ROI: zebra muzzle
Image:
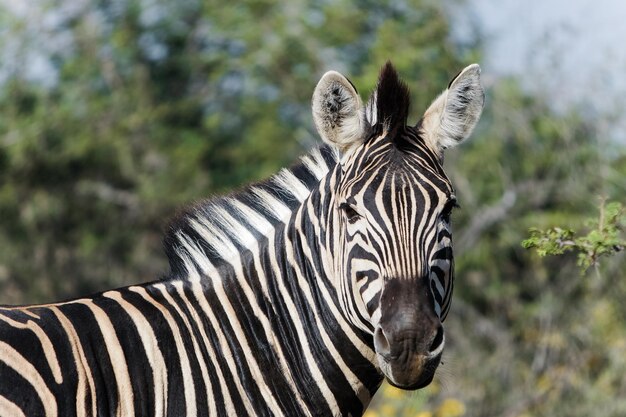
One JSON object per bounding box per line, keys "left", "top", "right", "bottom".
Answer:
{"left": 373, "top": 278, "right": 445, "bottom": 389}
{"left": 374, "top": 324, "right": 444, "bottom": 389}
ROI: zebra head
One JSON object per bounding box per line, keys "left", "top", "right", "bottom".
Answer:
{"left": 312, "top": 62, "right": 484, "bottom": 390}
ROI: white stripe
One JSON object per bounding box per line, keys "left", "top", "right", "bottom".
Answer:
{"left": 434, "top": 303, "right": 442, "bottom": 318}
{"left": 190, "top": 218, "right": 237, "bottom": 259}
{"left": 264, "top": 226, "right": 342, "bottom": 414}
{"left": 50, "top": 306, "right": 97, "bottom": 417}
{"left": 181, "top": 245, "right": 289, "bottom": 415}
{"left": 74, "top": 300, "right": 134, "bottom": 417}
{"left": 21, "top": 309, "right": 40, "bottom": 319}
{"left": 172, "top": 281, "right": 236, "bottom": 417}
{"left": 274, "top": 169, "right": 310, "bottom": 201}
{"left": 0, "top": 341, "right": 58, "bottom": 417}
{"left": 185, "top": 280, "right": 255, "bottom": 416}
{"left": 288, "top": 213, "right": 372, "bottom": 408}
{"left": 152, "top": 284, "right": 216, "bottom": 417}
{"left": 176, "top": 232, "right": 215, "bottom": 281}
{"left": 0, "top": 396, "right": 26, "bottom": 417}
{"left": 250, "top": 188, "right": 292, "bottom": 219}
{"left": 128, "top": 287, "right": 197, "bottom": 417}
{"left": 305, "top": 199, "right": 377, "bottom": 353}
{"left": 300, "top": 148, "right": 330, "bottom": 179}
{"left": 0, "top": 314, "right": 63, "bottom": 384}
{"left": 211, "top": 205, "right": 258, "bottom": 252}
{"left": 103, "top": 291, "right": 169, "bottom": 417}
{"left": 205, "top": 206, "right": 313, "bottom": 415}
{"left": 430, "top": 267, "right": 446, "bottom": 297}
{"left": 360, "top": 279, "right": 382, "bottom": 308}
{"left": 182, "top": 208, "right": 310, "bottom": 415}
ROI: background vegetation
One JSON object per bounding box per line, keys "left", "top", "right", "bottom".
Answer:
{"left": 0, "top": 0, "right": 624, "bottom": 415}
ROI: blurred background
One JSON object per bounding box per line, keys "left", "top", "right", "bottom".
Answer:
{"left": 0, "top": 0, "right": 624, "bottom": 415}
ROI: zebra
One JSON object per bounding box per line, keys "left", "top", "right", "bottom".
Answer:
{"left": 0, "top": 61, "right": 484, "bottom": 417}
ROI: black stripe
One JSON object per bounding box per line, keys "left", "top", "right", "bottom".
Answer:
{"left": 92, "top": 294, "right": 155, "bottom": 417}
{"left": 186, "top": 273, "right": 275, "bottom": 416}
{"left": 59, "top": 302, "right": 118, "bottom": 417}
{"left": 118, "top": 289, "right": 189, "bottom": 417}
{"left": 31, "top": 307, "right": 80, "bottom": 415}
{"left": 0, "top": 362, "right": 46, "bottom": 416}
{"left": 432, "top": 247, "right": 452, "bottom": 261}
{"left": 429, "top": 271, "right": 445, "bottom": 307}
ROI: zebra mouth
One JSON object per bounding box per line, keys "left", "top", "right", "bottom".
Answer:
{"left": 374, "top": 327, "right": 445, "bottom": 390}
{"left": 376, "top": 351, "right": 443, "bottom": 390}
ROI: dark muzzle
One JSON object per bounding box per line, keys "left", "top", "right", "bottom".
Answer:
{"left": 373, "top": 278, "right": 444, "bottom": 389}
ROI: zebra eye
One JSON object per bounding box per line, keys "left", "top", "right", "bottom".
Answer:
{"left": 339, "top": 202, "right": 361, "bottom": 224}
{"left": 441, "top": 199, "right": 459, "bottom": 222}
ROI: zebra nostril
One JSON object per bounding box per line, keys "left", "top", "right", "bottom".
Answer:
{"left": 374, "top": 327, "right": 391, "bottom": 358}
{"left": 429, "top": 326, "right": 444, "bottom": 353}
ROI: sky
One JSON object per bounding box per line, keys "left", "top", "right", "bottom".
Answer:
{"left": 2, "top": 0, "right": 626, "bottom": 139}
{"left": 452, "top": 0, "right": 626, "bottom": 140}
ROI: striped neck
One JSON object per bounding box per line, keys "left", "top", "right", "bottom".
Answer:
{"left": 161, "top": 145, "right": 383, "bottom": 415}
{"left": 163, "top": 146, "right": 338, "bottom": 278}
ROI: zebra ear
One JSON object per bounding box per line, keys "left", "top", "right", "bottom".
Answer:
{"left": 312, "top": 71, "right": 365, "bottom": 153}
{"left": 420, "top": 64, "right": 484, "bottom": 154}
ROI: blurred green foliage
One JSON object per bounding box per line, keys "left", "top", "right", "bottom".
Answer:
{"left": 0, "top": 0, "right": 625, "bottom": 416}
{"left": 523, "top": 201, "right": 625, "bottom": 271}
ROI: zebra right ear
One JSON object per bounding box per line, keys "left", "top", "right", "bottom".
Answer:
{"left": 312, "top": 71, "right": 365, "bottom": 154}
{"left": 420, "top": 64, "right": 484, "bottom": 154}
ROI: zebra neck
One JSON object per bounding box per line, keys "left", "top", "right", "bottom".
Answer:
{"left": 273, "top": 185, "right": 383, "bottom": 410}
{"left": 152, "top": 196, "right": 383, "bottom": 416}
{"left": 163, "top": 145, "right": 340, "bottom": 277}
{"left": 157, "top": 144, "right": 384, "bottom": 414}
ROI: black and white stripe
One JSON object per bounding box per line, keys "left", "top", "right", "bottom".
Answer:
{"left": 0, "top": 62, "right": 483, "bottom": 416}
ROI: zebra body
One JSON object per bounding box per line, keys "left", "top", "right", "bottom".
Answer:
{"left": 0, "top": 62, "right": 484, "bottom": 417}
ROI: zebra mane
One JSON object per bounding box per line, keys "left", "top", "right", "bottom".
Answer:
{"left": 163, "top": 145, "right": 340, "bottom": 278}
{"left": 365, "top": 62, "right": 412, "bottom": 138}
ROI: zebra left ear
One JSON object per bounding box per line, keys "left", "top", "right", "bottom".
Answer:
{"left": 420, "top": 64, "right": 484, "bottom": 154}
{"left": 312, "top": 71, "right": 365, "bottom": 154}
